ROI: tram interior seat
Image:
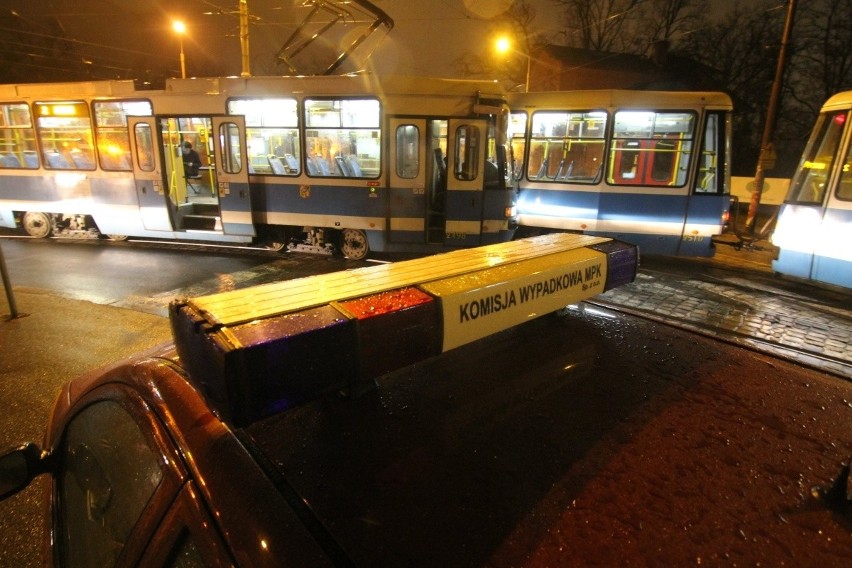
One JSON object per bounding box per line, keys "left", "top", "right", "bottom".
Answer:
{"left": 283, "top": 154, "right": 299, "bottom": 173}
{"left": 334, "top": 155, "right": 350, "bottom": 176}
{"left": 0, "top": 154, "right": 21, "bottom": 168}
{"left": 315, "top": 157, "right": 331, "bottom": 176}
{"left": 534, "top": 158, "right": 549, "bottom": 180}
{"left": 555, "top": 160, "right": 574, "bottom": 180}
{"left": 70, "top": 151, "right": 95, "bottom": 170}
{"left": 347, "top": 156, "right": 362, "bottom": 177}
{"left": 306, "top": 155, "right": 331, "bottom": 176}
{"left": 23, "top": 151, "right": 39, "bottom": 168}
{"left": 268, "top": 155, "right": 287, "bottom": 175}
{"left": 46, "top": 152, "right": 72, "bottom": 170}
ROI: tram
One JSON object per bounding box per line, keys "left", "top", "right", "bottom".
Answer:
{"left": 772, "top": 91, "right": 852, "bottom": 289}
{"left": 507, "top": 90, "right": 733, "bottom": 256}
{"left": 0, "top": 75, "right": 516, "bottom": 260}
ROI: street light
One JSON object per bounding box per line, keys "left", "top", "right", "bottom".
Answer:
{"left": 173, "top": 20, "right": 187, "bottom": 78}
{"left": 495, "top": 36, "right": 530, "bottom": 93}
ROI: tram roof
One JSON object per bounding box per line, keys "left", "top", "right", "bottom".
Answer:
{"left": 0, "top": 79, "right": 144, "bottom": 100}
{"left": 163, "top": 74, "right": 506, "bottom": 99}
{"left": 821, "top": 90, "right": 852, "bottom": 111}
{"left": 507, "top": 89, "right": 733, "bottom": 111}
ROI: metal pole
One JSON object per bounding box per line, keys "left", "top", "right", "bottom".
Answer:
{"left": 240, "top": 0, "right": 251, "bottom": 77}
{"left": 745, "top": 0, "right": 797, "bottom": 235}
{"left": 0, "top": 244, "right": 18, "bottom": 319}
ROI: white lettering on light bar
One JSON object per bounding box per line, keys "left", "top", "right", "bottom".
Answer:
{"left": 422, "top": 247, "right": 607, "bottom": 351}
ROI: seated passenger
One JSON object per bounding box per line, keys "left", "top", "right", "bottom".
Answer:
{"left": 182, "top": 142, "right": 201, "bottom": 178}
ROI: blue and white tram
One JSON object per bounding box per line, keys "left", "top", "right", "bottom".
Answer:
{"left": 0, "top": 75, "right": 516, "bottom": 260}
{"left": 507, "top": 90, "right": 732, "bottom": 256}
{"left": 772, "top": 91, "right": 852, "bottom": 289}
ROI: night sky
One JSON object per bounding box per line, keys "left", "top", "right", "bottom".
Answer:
{"left": 2, "top": 0, "right": 761, "bottom": 83}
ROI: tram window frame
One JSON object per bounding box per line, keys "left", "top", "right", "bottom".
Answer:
{"left": 303, "top": 97, "right": 381, "bottom": 179}
{"left": 395, "top": 124, "right": 419, "bottom": 179}
{"left": 608, "top": 110, "right": 696, "bottom": 188}
{"left": 227, "top": 98, "right": 300, "bottom": 176}
{"left": 0, "top": 103, "right": 39, "bottom": 169}
{"left": 527, "top": 110, "right": 608, "bottom": 183}
{"left": 93, "top": 100, "right": 152, "bottom": 172}
{"left": 34, "top": 101, "right": 96, "bottom": 171}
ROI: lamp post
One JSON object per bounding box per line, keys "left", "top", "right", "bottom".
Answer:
{"left": 173, "top": 20, "right": 187, "bottom": 78}
{"left": 495, "top": 36, "right": 530, "bottom": 92}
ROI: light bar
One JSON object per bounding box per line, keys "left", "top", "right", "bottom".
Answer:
{"left": 169, "top": 234, "right": 637, "bottom": 426}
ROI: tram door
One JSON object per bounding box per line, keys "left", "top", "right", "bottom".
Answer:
{"left": 679, "top": 111, "right": 729, "bottom": 256}
{"left": 128, "top": 117, "right": 171, "bottom": 231}
{"left": 388, "top": 117, "right": 457, "bottom": 244}
{"left": 128, "top": 115, "right": 254, "bottom": 236}
{"left": 445, "top": 118, "right": 488, "bottom": 246}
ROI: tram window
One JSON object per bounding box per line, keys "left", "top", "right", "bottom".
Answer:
{"left": 219, "top": 122, "right": 243, "bottom": 174}
{"left": 94, "top": 100, "right": 152, "bottom": 171}
{"left": 133, "top": 123, "right": 155, "bottom": 172}
{"left": 0, "top": 103, "right": 38, "bottom": 169}
{"left": 528, "top": 111, "right": 607, "bottom": 182}
{"left": 228, "top": 98, "right": 300, "bottom": 176}
{"left": 787, "top": 112, "right": 845, "bottom": 204}
{"left": 454, "top": 124, "right": 480, "bottom": 181}
{"left": 304, "top": 98, "right": 380, "bottom": 179}
{"left": 34, "top": 102, "right": 96, "bottom": 171}
{"left": 609, "top": 110, "right": 695, "bottom": 187}
{"left": 395, "top": 124, "right": 419, "bottom": 178}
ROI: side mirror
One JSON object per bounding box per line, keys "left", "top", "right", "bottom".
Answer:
{"left": 0, "top": 443, "right": 48, "bottom": 500}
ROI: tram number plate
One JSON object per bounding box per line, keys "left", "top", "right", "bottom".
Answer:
{"left": 682, "top": 235, "right": 705, "bottom": 242}
{"left": 446, "top": 231, "right": 467, "bottom": 240}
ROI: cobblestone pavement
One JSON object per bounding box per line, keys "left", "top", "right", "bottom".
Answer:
{"left": 597, "top": 238, "right": 852, "bottom": 379}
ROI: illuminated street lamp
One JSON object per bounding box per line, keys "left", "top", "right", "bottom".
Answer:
{"left": 173, "top": 20, "right": 187, "bottom": 78}
{"left": 495, "top": 35, "right": 530, "bottom": 93}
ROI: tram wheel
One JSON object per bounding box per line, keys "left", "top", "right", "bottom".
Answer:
{"left": 340, "top": 228, "right": 369, "bottom": 260}
{"left": 106, "top": 234, "right": 128, "bottom": 241}
{"left": 22, "top": 212, "right": 52, "bottom": 238}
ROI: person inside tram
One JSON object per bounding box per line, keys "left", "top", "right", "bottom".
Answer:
{"left": 182, "top": 141, "right": 201, "bottom": 178}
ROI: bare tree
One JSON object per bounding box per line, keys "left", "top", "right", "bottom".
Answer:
{"left": 638, "top": 0, "right": 701, "bottom": 44}
{"left": 678, "top": 7, "right": 785, "bottom": 173}
{"left": 553, "top": 0, "right": 642, "bottom": 51}
{"left": 789, "top": 0, "right": 852, "bottom": 109}
{"left": 453, "top": 0, "right": 547, "bottom": 88}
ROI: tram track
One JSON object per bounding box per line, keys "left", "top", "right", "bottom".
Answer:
{"left": 587, "top": 298, "right": 852, "bottom": 381}
{"left": 641, "top": 263, "right": 852, "bottom": 317}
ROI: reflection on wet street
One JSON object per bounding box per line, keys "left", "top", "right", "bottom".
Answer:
{"left": 598, "top": 267, "right": 852, "bottom": 379}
